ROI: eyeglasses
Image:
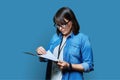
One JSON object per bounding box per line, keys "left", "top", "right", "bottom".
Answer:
{"left": 54, "top": 21, "right": 70, "bottom": 28}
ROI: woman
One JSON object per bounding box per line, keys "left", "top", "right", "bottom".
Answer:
{"left": 36, "top": 7, "right": 94, "bottom": 80}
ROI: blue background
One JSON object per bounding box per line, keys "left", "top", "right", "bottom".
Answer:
{"left": 0, "top": 0, "right": 120, "bottom": 80}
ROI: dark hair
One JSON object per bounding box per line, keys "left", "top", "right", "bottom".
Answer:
{"left": 53, "top": 7, "right": 80, "bottom": 35}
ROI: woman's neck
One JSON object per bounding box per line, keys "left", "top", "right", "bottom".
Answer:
{"left": 63, "top": 32, "right": 72, "bottom": 38}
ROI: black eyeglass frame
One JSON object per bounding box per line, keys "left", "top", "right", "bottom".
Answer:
{"left": 54, "top": 21, "right": 70, "bottom": 28}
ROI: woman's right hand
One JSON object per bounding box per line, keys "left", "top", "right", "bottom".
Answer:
{"left": 36, "top": 46, "right": 46, "bottom": 55}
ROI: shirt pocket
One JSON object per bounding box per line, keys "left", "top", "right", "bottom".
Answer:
{"left": 68, "top": 42, "right": 81, "bottom": 58}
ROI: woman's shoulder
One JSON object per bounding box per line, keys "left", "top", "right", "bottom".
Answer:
{"left": 76, "top": 32, "right": 89, "bottom": 39}
{"left": 76, "top": 32, "right": 91, "bottom": 45}
{"left": 52, "top": 33, "right": 59, "bottom": 39}
{"left": 50, "top": 33, "right": 59, "bottom": 42}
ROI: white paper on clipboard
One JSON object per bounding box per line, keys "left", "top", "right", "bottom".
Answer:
{"left": 38, "top": 50, "right": 58, "bottom": 62}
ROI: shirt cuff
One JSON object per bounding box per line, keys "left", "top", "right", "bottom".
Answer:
{"left": 81, "top": 63, "right": 89, "bottom": 72}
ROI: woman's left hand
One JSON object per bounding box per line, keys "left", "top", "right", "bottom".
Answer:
{"left": 57, "top": 60, "right": 69, "bottom": 70}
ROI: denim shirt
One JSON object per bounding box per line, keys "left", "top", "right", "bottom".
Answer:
{"left": 46, "top": 32, "right": 94, "bottom": 80}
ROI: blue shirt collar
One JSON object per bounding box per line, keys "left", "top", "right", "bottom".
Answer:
{"left": 58, "top": 32, "right": 74, "bottom": 39}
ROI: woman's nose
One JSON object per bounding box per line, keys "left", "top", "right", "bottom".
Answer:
{"left": 59, "top": 27, "right": 62, "bottom": 30}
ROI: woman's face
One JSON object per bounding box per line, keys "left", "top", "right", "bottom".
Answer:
{"left": 57, "top": 19, "right": 72, "bottom": 37}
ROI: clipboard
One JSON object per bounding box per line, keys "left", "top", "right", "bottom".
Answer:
{"left": 24, "top": 50, "right": 58, "bottom": 62}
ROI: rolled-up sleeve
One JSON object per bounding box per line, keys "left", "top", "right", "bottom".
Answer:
{"left": 81, "top": 62, "right": 89, "bottom": 72}
{"left": 81, "top": 36, "right": 94, "bottom": 72}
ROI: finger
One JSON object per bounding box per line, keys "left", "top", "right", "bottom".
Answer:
{"left": 57, "top": 61, "right": 63, "bottom": 65}
{"left": 58, "top": 60, "right": 63, "bottom": 63}
{"left": 58, "top": 63, "right": 65, "bottom": 69}
{"left": 57, "top": 62, "right": 61, "bottom": 65}
{"left": 40, "top": 49, "right": 46, "bottom": 54}
{"left": 36, "top": 48, "right": 42, "bottom": 54}
{"left": 41, "top": 47, "right": 46, "bottom": 52}
{"left": 60, "top": 66, "right": 63, "bottom": 70}
{"left": 36, "top": 47, "right": 46, "bottom": 54}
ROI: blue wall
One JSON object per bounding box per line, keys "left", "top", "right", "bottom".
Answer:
{"left": 0, "top": 0, "right": 120, "bottom": 80}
